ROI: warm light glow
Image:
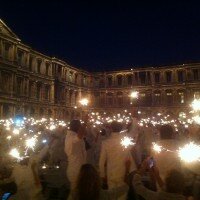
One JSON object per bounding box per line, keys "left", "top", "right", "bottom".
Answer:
{"left": 121, "top": 136, "right": 135, "bottom": 148}
{"left": 79, "top": 98, "right": 89, "bottom": 106}
{"left": 193, "top": 115, "right": 200, "bottom": 124}
{"left": 191, "top": 99, "right": 200, "bottom": 112}
{"left": 9, "top": 148, "right": 21, "bottom": 159}
{"left": 25, "top": 137, "right": 37, "bottom": 150}
{"left": 178, "top": 142, "right": 200, "bottom": 163}
{"left": 130, "top": 91, "right": 139, "bottom": 99}
{"left": 152, "top": 142, "right": 162, "bottom": 153}
{"left": 13, "top": 128, "right": 20, "bottom": 135}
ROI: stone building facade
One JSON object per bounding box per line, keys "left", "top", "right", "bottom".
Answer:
{"left": 0, "top": 19, "right": 200, "bottom": 119}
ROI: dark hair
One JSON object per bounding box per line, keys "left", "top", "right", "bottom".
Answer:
{"left": 160, "top": 125, "right": 174, "bottom": 140}
{"left": 165, "top": 169, "right": 185, "bottom": 194}
{"left": 110, "top": 121, "right": 122, "bottom": 132}
{"left": 70, "top": 120, "right": 81, "bottom": 133}
{"left": 75, "top": 164, "right": 101, "bottom": 200}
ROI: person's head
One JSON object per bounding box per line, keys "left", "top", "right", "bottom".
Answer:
{"left": 110, "top": 121, "right": 122, "bottom": 133}
{"left": 160, "top": 125, "right": 174, "bottom": 140}
{"left": 75, "top": 164, "right": 101, "bottom": 200}
{"left": 100, "top": 129, "right": 106, "bottom": 136}
{"left": 70, "top": 120, "right": 81, "bottom": 133}
{"left": 165, "top": 169, "right": 185, "bottom": 194}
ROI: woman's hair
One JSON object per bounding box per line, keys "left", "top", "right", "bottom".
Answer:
{"left": 165, "top": 169, "right": 185, "bottom": 194}
{"left": 75, "top": 164, "right": 101, "bottom": 200}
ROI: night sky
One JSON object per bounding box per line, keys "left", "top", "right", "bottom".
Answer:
{"left": 1, "top": 1, "right": 200, "bottom": 71}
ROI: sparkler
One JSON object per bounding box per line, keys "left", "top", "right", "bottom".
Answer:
{"left": 9, "top": 148, "right": 21, "bottom": 160}
{"left": 191, "top": 99, "right": 200, "bottom": 112}
{"left": 178, "top": 142, "right": 200, "bottom": 163}
{"left": 79, "top": 98, "right": 89, "bottom": 106}
{"left": 121, "top": 136, "right": 135, "bottom": 149}
{"left": 152, "top": 142, "right": 162, "bottom": 153}
{"left": 130, "top": 91, "right": 139, "bottom": 99}
{"left": 25, "top": 137, "right": 37, "bottom": 151}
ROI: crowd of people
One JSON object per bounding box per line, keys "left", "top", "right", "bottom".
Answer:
{"left": 0, "top": 113, "right": 200, "bottom": 200}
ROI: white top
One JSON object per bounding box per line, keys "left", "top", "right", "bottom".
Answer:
{"left": 65, "top": 130, "right": 86, "bottom": 189}
{"left": 99, "top": 132, "right": 136, "bottom": 188}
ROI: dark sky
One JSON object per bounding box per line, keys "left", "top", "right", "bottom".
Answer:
{"left": 1, "top": 0, "right": 200, "bottom": 71}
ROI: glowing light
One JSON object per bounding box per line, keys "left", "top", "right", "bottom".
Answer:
{"left": 191, "top": 99, "right": 200, "bottom": 112}
{"left": 121, "top": 136, "right": 135, "bottom": 149}
{"left": 178, "top": 142, "right": 200, "bottom": 163}
{"left": 130, "top": 91, "right": 139, "bottom": 99}
{"left": 152, "top": 142, "right": 162, "bottom": 153}
{"left": 9, "top": 148, "right": 21, "bottom": 159}
{"left": 25, "top": 137, "right": 37, "bottom": 150}
{"left": 79, "top": 98, "right": 89, "bottom": 106}
{"left": 49, "top": 124, "right": 56, "bottom": 130}
{"left": 13, "top": 129, "right": 20, "bottom": 135}
{"left": 6, "top": 135, "right": 11, "bottom": 140}
{"left": 193, "top": 115, "right": 200, "bottom": 124}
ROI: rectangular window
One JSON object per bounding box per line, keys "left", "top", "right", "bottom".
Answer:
{"left": 37, "top": 59, "right": 42, "bottom": 73}
{"left": 193, "top": 69, "right": 199, "bottom": 81}
{"left": 154, "top": 73, "right": 160, "bottom": 83}
{"left": 166, "top": 71, "right": 172, "bottom": 83}
{"left": 178, "top": 71, "right": 184, "bottom": 82}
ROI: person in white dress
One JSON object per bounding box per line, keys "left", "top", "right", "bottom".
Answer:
{"left": 99, "top": 121, "right": 136, "bottom": 200}
{"left": 65, "top": 120, "right": 86, "bottom": 191}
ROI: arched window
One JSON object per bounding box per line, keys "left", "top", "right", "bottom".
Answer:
{"left": 117, "top": 92, "right": 123, "bottom": 106}
{"left": 165, "top": 90, "right": 173, "bottom": 106}
{"left": 107, "top": 76, "right": 112, "bottom": 87}
{"left": 117, "top": 75, "right": 123, "bottom": 86}
{"left": 107, "top": 93, "right": 113, "bottom": 106}
{"left": 127, "top": 74, "right": 132, "bottom": 86}
{"left": 154, "top": 91, "right": 161, "bottom": 105}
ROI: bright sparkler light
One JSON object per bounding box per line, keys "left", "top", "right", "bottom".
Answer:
{"left": 25, "top": 137, "right": 37, "bottom": 151}
{"left": 49, "top": 124, "right": 56, "bottom": 130}
{"left": 178, "top": 142, "right": 200, "bottom": 163}
{"left": 13, "top": 128, "right": 20, "bottom": 135}
{"left": 192, "top": 115, "right": 200, "bottom": 125}
{"left": 152, "top": 142, "right": 162, "bottom": 153}
{"left": 191, "top": 99, "right": 200, "bottom": 112}
{"left": 121, "top": 136, "right": 135, "bottom": 149}
{"left": 79, "top": 98, "right": 89, "bottom": 106}
{"left": 130, "top": 91, "right": 139, "bottom": 99}
{"left": 9, "top": 148, "right": 21, "bottom": 159}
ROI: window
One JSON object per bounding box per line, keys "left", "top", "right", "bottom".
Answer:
{"left": 75, "top": 74, "right": 78, "bottom": 84}
{"left": 166, "top": 90, "right": 173, "bottom": 105}
{"left": 36, "top": 84, "right": 41, "bottom": 100}
{"left": 194, "top": 92, "right": 200, "bottom": 99}
{"left": 140, "top": 93, "right": 146, "bottom": 97}
{"left": 127, "top": 75, "right": 132, "bottom": 86}
{"left": 166, "top": 71, "right": 172, "bottom": 83}
{"left": 178, "top": 92, "right": 185, "bottom": 104}
{"left": 37, "top": 59, "right": 42, "bottom": 73}
{"left": 154, "top": 72, "right": 160, "bottom": 83}
{"left": 46, "top": 62, "right": 50, "bottom": 76}
{"left": 17, "top": 49, "right": 24, "bottom": 66}
{"left": 107, "top": 76, "right": 112, "bottom": 87}
{"left": 139, "top": 72, "right": 146, "bottom": 84}
{"left": 107, "top": 93, "right": 113, "bottom": 106}
{"left": 117, "top": 75, "right": 123, "bottom": 86}
{"left": 177, "top": 71, "right": 184, "bottom": 82}
{"left": 45, "top": 85, "right": 50, "bottom": 100}
{"left": 4, "top": 42, "right": 11, "bottom": 60}
{"left": 29, "top": 56, "right": 33, "bottom": 71}
{"left": 154, "top": 92, "right": 161, "bottom": 105}
{"left": 193, "top": 69, "right": 199, "bottom": 81}
{"left": 117, "top": 92, "right": 123, "bottom": 106}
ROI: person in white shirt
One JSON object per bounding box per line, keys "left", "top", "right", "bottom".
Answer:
{"left": 151, "top": 125, "right": 181, "bottom": 181}
{"left": 65, "top": 120, "right": 86, "bottom": 191}
{"left": 99, "top": 121, "right": 136, "bottom": 200}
